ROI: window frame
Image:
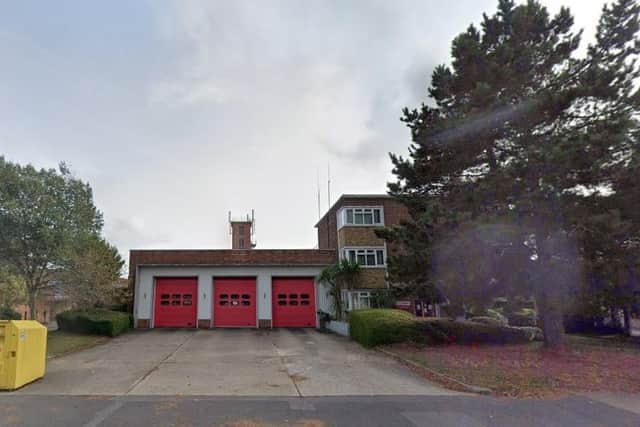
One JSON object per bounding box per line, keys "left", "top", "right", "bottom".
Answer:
{"left": 341, "top": 246, "right": 386, "bottom": 268}
{"left": 337, "top": 206, "right": 384, "bottom": 229}
{"left": 344, "top": 290, "right": 374, "bottom": 311}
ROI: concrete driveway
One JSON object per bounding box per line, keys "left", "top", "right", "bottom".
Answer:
{"left": 14, "top": 329, "right": 456, "bottom": 396}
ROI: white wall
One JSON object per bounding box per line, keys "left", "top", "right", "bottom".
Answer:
{"left": 316, "top": 281, "right": 334, "bottom": 315}
{"left": 134, "top": 265, "right": 325, "bottom": 327}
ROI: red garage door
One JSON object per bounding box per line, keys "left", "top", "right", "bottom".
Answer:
{"left": 272, "top": 277, "right": 316, "bottom": 328}
{"left": 213, "top": 277, "right": 257, "bottom": 327}
{"left": 154, "top": 277, "right": 197, "bottom": 328}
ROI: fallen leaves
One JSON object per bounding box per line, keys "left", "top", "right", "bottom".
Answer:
{"left": 388, "top": 336, "right": 640, "bottom": 398}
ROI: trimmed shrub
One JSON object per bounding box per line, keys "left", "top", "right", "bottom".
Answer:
{"left": 350, "top": 309, "right": 537, "bottom": 347}
{"left": 56, "top": 309, "right": 130, "bottom": 337}
{"left": 416, "top": 319, "right": 533, "bottom": 345}
{"left": 469, "top": 316, "right": 508, "bottom": 327}
{"left": 508, "top": 309, "right": 537, "bottom": 327}
{"left": 513, "top": 326, "right": 543, "bottom": 341}
{"left": 349, "top": 309, "right": 416, "bottom": 347}
{"left": 0, "top": 306, "right": 22, "bottom": 320}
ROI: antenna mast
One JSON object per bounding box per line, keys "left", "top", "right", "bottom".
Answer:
{"left": 327, "top": 163, "right": 331, "bottom": 208}
{"left": 317, "top": 169, "right": 321, "bottom": 220}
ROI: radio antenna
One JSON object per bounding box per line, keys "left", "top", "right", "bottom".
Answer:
{"left": 327, "top": 163, "right": 331, "bottom": 208}
{"left": 317, "top": 168, "right": 321, "bottom": 220}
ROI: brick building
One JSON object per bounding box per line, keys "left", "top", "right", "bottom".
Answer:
{"left": 130, "top": 194, "right": 409, "bottom": 329}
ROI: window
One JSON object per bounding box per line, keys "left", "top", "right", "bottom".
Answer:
{"left": 338, "top": 206, "right": 383, "bottom": 228}
{"left": 353, "top": 292, "right": 372, "bottom": 310}
{"left": 239, "top": 237, "right": 244, "bottom": 249}
{"left": 344, "top": 290, "right": 373, "bottom": 310}
{"left": 342, "top": 247, "right": 386, "bottom": 267}
{"left": 239, "top": 224, "right": 244, "bottom": 233}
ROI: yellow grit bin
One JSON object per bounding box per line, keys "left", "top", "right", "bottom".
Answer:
{"left": 0, "top": 320, "right": 47, "bottom": 390}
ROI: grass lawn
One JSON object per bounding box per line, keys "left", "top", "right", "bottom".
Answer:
{"left": 47, "top": 331, "right": 108, "bottom": 358}
{"left": 386, "top": 335, "right": 640, "bottom": 398}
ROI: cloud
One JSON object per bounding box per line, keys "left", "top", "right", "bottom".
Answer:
{"left": 0, "top": 0, "right": 607, "bottom": 260}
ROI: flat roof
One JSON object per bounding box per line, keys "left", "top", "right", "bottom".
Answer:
{"left": 128, "top": 249, "right": 338, "bottom": 287}
{"left": 314, "top": 194, "right": 393, "bottom": 227}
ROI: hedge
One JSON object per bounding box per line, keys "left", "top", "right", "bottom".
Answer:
{"left": 349, "top": 309, "right": 536, "bottom": 347}
{"left": 56, "top": 309, "right": 130, "bottom": 337}
{"left": 416, "top": 319, "right": 534, "bottom": 345}
{"left": 0, "top": 306, "right": 22, "bottom": 320}
{"left": 349, "top": 309, "right": 416, "bottom": 347}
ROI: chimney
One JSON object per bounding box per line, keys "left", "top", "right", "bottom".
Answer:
{"left": 229, "top": 211, "right": 255, "bottom": 249}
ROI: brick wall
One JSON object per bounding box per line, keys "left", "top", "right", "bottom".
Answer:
{"left": 230, "top": 221, "right": 252, "bottom": 249}
{"left": 129, "top": 249, "right": 337, "bottom": 296}
{"left": 357, "top": 269, "right": 387, "bottom": 289}
{"left": 338, "top": 227, "right": 385, "bottom": 248}
{"left": 315, "top": 195, "right": 410, "bottom": 251}
{"left": 339, "top": 268, "right": 387, "bottom": 289}
{"left": 316, "top": 211, "right": 337, "bottom": 249}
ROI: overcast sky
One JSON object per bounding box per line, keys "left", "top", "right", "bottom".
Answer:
{"left": 1, "top": 0, "right": 607, "bottom": 263}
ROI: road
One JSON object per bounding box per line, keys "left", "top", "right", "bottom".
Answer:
{"left": 2, "top": 394, "right": 639, "bottom": 426}
{"left": 2, "top": 329, "right": 639, "bottom": 425}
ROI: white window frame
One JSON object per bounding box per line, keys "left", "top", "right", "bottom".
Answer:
{"left": 344, "top": 290, "right": 374, "bottom": 311}
{"left": 337, "top": 206, "right": 384, "bottom": 229}
{"left": 341, "top": 247, "right": 386, "bottom": 268}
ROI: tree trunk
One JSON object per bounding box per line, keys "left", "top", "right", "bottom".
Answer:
{"left": 535, "top": 279, "right": 565, "bottom": 348}
{"left": 539, "top": 303, "right": 565, "bottom": 347}
{"left": 610, "top": 306, "right": 621, "bottom": 330}
{"left": 28, "top": 290, "right": 37, "bottom": 321}
{"left": 623, "top": 307, "right": 632, "bottom": 337}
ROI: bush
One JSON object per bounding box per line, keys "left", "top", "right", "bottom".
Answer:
{"left": 56, "top": 309, "right": 130, "bottom": 337}
{"left": 513, "top": 326, "right": 543, "bottom": 341}
{"left": 508, "top": 309, "right": 537, "bottom": 327}
{"left": 349, "top": 309, "right": 416, "bottom": 347}
{"left": 469, "top": 316, "right": 508, "bottom": 327}
{"left": 415, "top": 319, "right": 533, "bottom": 345}
{"left": 486, "top": 308, "right": 509, "bottom": 323}
{"left": 349, "top": 309, "right": 536, "bottom": 347}
{"left": 0, "top": 306, "right": 22, "bottom": 320}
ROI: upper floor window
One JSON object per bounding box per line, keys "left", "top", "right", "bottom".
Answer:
{"left": 342, "top": 247, "right": 385, "bottom": 267}
{"left": 337, "top": 206, "right": 384, "bottom": 228}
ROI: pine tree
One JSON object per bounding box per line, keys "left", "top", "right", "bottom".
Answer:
{"left": 387, "top": 0, "right": 640, "bottom": 346}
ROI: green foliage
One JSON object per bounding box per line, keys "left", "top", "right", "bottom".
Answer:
{"left": 319, "top": 259, "right": 361, "bottom": 320}
{"left": 0, "top": 157, "right": 105, "bottom": 317}
{"left": 0, "top": 306, "right": 22, "bottom": 320}
{"left": 370, "top": 289, "right": 395, "bottom": 308}
{"left": 59, "top": 236, "right": 124, "bottom": 308}
{"left": 508, "top": 309, "right": 538, "bottom": 327}
{"left": 469, "top": 316, "right": 508, "bottom": 327}
{"left": 349, "top": 309, "right": 535, "bottom": 347}
{"left": 349, "top": 309, "right": 416, "bottom": 347}
{"left": 56, "top": 309, "right": 130, "bottom": 337}
{"left": 385, "top": 0, "right": 640, "bottom": 346}
{"left": 0, "top": 267, "right": 26, "bottom": 307}
{"left": 414, "top": 319, "right": 534, "bottom": 345}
